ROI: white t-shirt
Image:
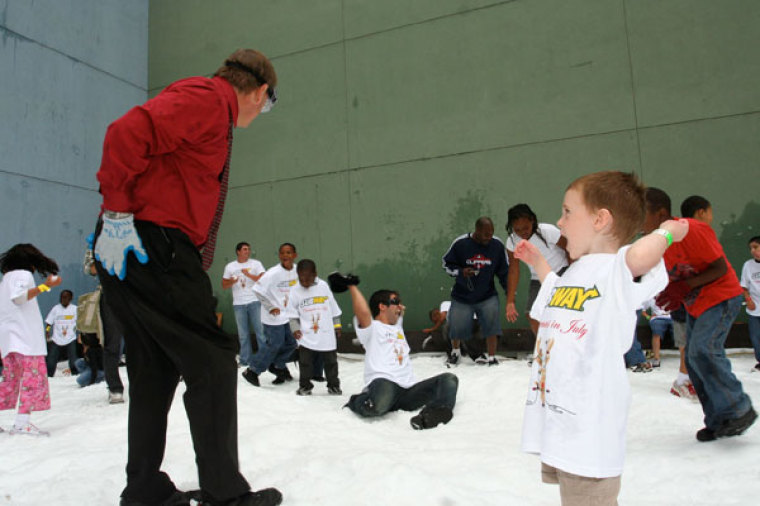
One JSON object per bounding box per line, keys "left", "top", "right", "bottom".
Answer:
{"left": 741, "top": 259, "right": 760, "bottom": 317}
{"left": 355, "top": 319, "right": 416, "bottom": 388}
{"left": 0, "top": 270, "right": 47, "bottom": 358}
{"left": 223, "top": 259, "right": 266, "bottom": 305}
{"left": 506, "top": 223, "right": 568, "bottom": 280}
{"left": 45, "top": 303, "right": 78, "bottom": 345}
{"left": 253, "top": 263, "right": 298, "bottom": 326}
{"left": 521, "top": 247, "right": 667, "bottom": 478}
{"left": 286, "top": 278, "right": 342, "bottom": 351}
{"left": 641, "top": 297, "right": 671, "bottom": 320}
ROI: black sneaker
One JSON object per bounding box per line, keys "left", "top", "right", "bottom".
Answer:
{"left": 696, "top": 427, "right": 717, "bottom": 442}
{"left": 242, "top": 368, "right": 260, "bottom": 387}
{"left": 410, "top": 406, "right": 454, "bottom": 430}
{"left": 715, "top": 408, "right": 758, "bottom": 438}
{"left": 327, "top": 386, "right": 342, "bottom": 395}
{"left": 752, "top": 363, "right": 760, "bottom": 373}
{"left": 473, "top": 354, "right": 488, "bottom": 365}
{"left": 445, "top": 354, "right": 460, "bottom": 368}
{"left": 487, "top": 357, "right": 499, "bottom": 366}
{"left": 120, "top": 489, "right": 202, "bottom": 506}
{"left": 199, "top": 488, "right": 283, "bottom": 506}
{"left": 296, "top": 386, "right": 313, "bottom": 396}
{"left": 632, "top": 362, "right": 653, "bottom": 373}
{"left": 271, "top": 367, "right": 293, "bottom": 385}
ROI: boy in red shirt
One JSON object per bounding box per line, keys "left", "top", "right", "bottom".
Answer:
{"left": 644, "top": 188, "right": 756, "bottom": 442}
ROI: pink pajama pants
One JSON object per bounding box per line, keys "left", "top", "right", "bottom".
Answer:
{"left": 0, "top": 353, "right": 51, "bottom": 414}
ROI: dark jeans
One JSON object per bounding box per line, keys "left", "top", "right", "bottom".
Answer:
{"left": 298, "top": 347, "right": 338, "bottom": 390}
{"left": 249, "top": 323, "right": 297, "bottom": 375}
{"left": 347, "top": 373, "right": 458, "bottom": 418}
{"left": 97, "top": 221, "right": 249, "bottom": 504}
{"left": 46, "top": 340, "right": 78, "bottom": 377}
{"left": 100, "top": 292, "right": 125, "bottom": 394}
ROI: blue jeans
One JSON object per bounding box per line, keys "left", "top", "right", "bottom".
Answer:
{"left": 686, "top": 296, "right": 752, "bottom": 429}
{"left": 748, "top": 315, "right": 760, "bottom": 362}
{"left": 346, "top": 373, "right": 459, "bottom": 418}
{"left": 624, "top": 311, "right": 646, "bottom": 367}
{"left": 46, "top": 340, "right": 79, "bottom": 377}
{"left": 249, "top": 323, "right": 297, "bottom": 374}
{"left": 75, "top": 358, "right": 105, "bottom": 387}
{"left": 233, "top": 302, "right": 264, "bottom": 368}
{"left": 449, "top": 295, "right": 501, "bottom": 339}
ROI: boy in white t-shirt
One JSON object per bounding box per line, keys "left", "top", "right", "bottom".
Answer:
{"left": 286, "top": 259, "right": 343, "bottom": 395}
{"left": 45, "top": 289, "right": 79, "bottom": 377}
{"left": 515, "top": 171, "right": 688, "bottom": 504}
{"left": 336, "top": 275, "right": 459, "bottom": 430}
{"left": 222, "top": 242, "right": 266, "bottom": 369}
{"left": 243, "top": 243, "right": 299, "bottom": 387}
{"left": 741, "top": 235, "right": 760, "bottom": 372}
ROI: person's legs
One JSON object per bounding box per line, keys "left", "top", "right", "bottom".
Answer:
{"left": 46, "top": 343, "right": 60, "bottom": 377}
{"left": 447, "top": 300, "right": 475, "bottom": 363}
{"left": 686, "top": 296, "right": 752, "bottom": 431}
{"left": 233, "top": 303, "right": 253, "bottom": 368}
{"left": 298, "top": 347, "right": 315, "bottom": 391}
{"left": 101, "top": 293, "right": 125, "bottom": 395}
{"left": 395, "top": 373, "right": 458, "bottom": 412}
{"left": 346, "top": 378, "right": 404, "bottom": 417}
{"left": 747, "top": 315, "right": 760, "bottom": 363}
{"left": 75, "top": 358, "right": 92, "bottom": 387}
{"left": 323, "top": 350, "right": 339, "bottom": 390}
{"left": 0, "top": 353, "right": 23, "bottom": 411}
{"left": 555, "top": 468, "right": 621, "bottom": 506}
{"left": 249, "top": 301, "right": 265, "bottom": 352}
{"left": 249, "top": 324, "right": 285, "bottom": 375}
{"left": 623, "top": 330, "right": 647, "bottom": 368}
{"left": 98, "top": 222, "right": 249, "bottom": 503}
{"left": 15, "top": 355, "right": 51, "bottom": 415}
{"left": 66, "top": 340, "right": 79, "bottom": 374}
{"left": 473, "top": 295, "right": 501, "bottom": 362}
{"left": 272, "top": 325, "right": 297, "bottom": 371}
{"left": 312, "top": 352, "right": 325, "bottom": 379}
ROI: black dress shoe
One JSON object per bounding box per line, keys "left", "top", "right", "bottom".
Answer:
{"left": 120, "top": 489, "right": 201, "bottom": 506}
{"left": 200, "top": 488, "right": 283, "bottom": 506}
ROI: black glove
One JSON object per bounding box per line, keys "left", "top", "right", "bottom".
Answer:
{"left": 328, "top": 272, "right": 360, "bottom": 293}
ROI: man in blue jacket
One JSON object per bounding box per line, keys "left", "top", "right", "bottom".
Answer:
{"left": 442, "top": 217, "right": 508, "bottom": 367}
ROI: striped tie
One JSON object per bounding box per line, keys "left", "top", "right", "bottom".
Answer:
{"left": 201, "top": 115, "right": 233, "bottom": 270}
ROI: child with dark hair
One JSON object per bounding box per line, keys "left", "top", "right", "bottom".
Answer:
{"left": 0, "top": 244, "right": 62, "bottom": 435}
{"left": 45, "top": 289, "right": 79, "bottom": 377}
{"left": 504, "top": 204, "right": 568, "bottom": 340}
{"left": 740, "top": 235, "right": 760, "bottom": 372}
{"left": 680, "top": 195, "right": 713, "bottom": 225}
{"left": 286, "top": 259, "right": 343, "bottom": 395}
{"left": 75, "top": 332, "right": 105, "bottom": 387}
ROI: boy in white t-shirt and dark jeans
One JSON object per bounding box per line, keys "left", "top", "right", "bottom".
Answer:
{"left": 45, "top": 289, "right": 79, "bottom": 377}
{"left": 741, "top": 235, "right": 760, "bottom": 372}
{"left": 515, "top": 171, "right": 688, "bottom": 505}
{"left": 332, "top": 274, "right": 459, "bottom": 430}
{"left": 286, "top": 259, "right": 343, "bottom": 395}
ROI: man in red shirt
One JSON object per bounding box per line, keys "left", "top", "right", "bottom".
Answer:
{"left": 644, "top": 188, "right": 756, "bottom": 442}
{"left": 94, "top": 49, "right": 282, "bottom": 506}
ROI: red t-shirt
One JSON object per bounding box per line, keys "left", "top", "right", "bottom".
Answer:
{"left": 663, "top": 218, "right": 742, "bottom": 317}
{"left": 97, "top": 76, "right": 239, "bottom": 247}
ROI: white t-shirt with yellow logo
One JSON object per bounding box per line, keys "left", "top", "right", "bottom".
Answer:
{"left": 521, "top": 247, "right": 667, "bottom": 478}
{"left": 286, "top": 278, "right": 342, "bottom": 351}
{"left": 355, "top": 319, "right": 416, "bottom": 388}
{"left": 45, "top": 303, "right": 78, "bottom": 346}
{"left": 253, "top": 264, "right": 298, "bottom": 326}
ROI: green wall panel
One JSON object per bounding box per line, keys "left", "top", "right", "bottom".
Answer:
{"left": 345, "top": 0, "right": 634, "bottom": 169}
{"left": 626, "top": 0, "right": 760, "bottom": 127}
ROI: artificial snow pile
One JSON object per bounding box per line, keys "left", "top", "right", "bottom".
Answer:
{"left": 0, "top": 350, "right": 758, "bottom": 505}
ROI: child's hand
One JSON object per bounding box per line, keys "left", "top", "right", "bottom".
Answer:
{"left": 514, "top": 240, "right": 542, "bottom": 267}
{"left": 270, "top": 308, "right": 280, "bottom": 316}
{"left": 46, "top": 274, "right": 62, "bottom": 287}
{"left": 748, "top": 299, "right": 757, "bottom": 311}
{"left": 293, "top": 330, "right": 302, "bottom": 340}
{"left": 335, "top": 328, "right": 342, "bottom": 339}
{"left": 660, "top": 219, "right": 689, "bottom": 243}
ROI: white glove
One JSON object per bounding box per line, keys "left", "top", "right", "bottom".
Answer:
{"left": 95, "top": 212, "right": 148, "bottom": 280}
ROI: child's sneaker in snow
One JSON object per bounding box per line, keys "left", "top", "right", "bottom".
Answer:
{"left": 632, "top": 362, "right": 652, "bottom": 373}
{"left": 473, "top": 354, "right": 488, "bottom": 365}
{"left": 487, "top": 357, "right": 499, "bottom": 366}
{"left": 445, "top": 354, "right": 460, "bottom": 368}
{"left": 752, "top": 362, "right": 760, "bottom": 373}
{"left": 650, "top": 359, "right": 661, "bottom": 368}
{"left": 327, "top": 386, "right": 342, "bottom": 395}
{"left": 10, "top": 423, "right": 50, "bottom": 436}
{"left": 108, "top": 391, "right": 125, "bottom": 404}
{"left": 296, "top": 386, "right": 313, "bottom": 396}
{"left": 670, "top": 380, "right": 698, "bottom": 401}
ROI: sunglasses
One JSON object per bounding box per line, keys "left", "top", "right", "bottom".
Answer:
{"left": 387, "top": 298, "right": 402, "bottom": 306}
{"left": 261, "top": 87, "right": 277, "bottom": 113}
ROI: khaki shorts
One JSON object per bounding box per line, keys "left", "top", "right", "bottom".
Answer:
{"left": 541, "top": 463, "right": 621, "bottom": 506}
{"left": 673, "top": 320, "right": 687, "bottom": 348}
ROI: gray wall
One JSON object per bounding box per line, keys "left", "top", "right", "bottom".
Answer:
{"left": 0, "top": 0, "right": 148, "bottom": 315}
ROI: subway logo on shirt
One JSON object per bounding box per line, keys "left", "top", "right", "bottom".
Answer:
{"left": 547, "top": 286, "right": 600, "bottom": 311}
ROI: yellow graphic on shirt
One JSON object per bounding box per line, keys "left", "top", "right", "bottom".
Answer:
{"left": 288, "top": 279, "right": 297, "bottom": 286}
{"left": 311, "top": 314, "right": 321, "bottom": 333}
{"left": 547, "top": 285, "right": 600, "bottom": 311}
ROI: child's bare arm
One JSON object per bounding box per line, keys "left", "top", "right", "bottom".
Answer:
{"left": 514, "top": 240, "right": 551, "bottom": 282}
{"left": 626, "top": 219, "right": 689, "bottom": 277}
{"left": 744, "top": 288, "right": 756, "bottom": 311}
{"left": 349, "top": 285, "right": 373, "bottom": 329}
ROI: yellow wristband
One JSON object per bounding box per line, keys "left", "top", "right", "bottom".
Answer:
{"left": 334, "top": 324, "right": 342, "bottom": 328}
{"left": 37, "top": 284, "right": 51, "bottom": 293}
{"left": 653, "top": 228, "right": 673, "bottom": 247}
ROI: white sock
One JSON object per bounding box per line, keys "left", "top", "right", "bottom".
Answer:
{"left": 451, "top": 349, "right": 460, "bottom": 357}
{"left": 14, "top": 413, "right": 30, "bottom": 428}
{"left": 489, "top": 354, "right": 496, "bottom": 360}
{"left": 676, "top": 372, "right": 690, "bottom": 385}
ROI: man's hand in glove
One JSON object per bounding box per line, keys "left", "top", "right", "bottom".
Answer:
{"left": 95, "top": 211, "right": 148, "bottom": 280}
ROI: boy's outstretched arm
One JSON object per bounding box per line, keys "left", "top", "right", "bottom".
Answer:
{"left": 349, "top": 285, "right": 373, "bottom": 329}
{"left": 514, "top": 240, "right": 551, "bottom": 282}
{"left": 626, "top": 219, "right": 689, "bottom": 277}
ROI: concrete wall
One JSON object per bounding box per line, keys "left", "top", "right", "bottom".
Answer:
{"left": 156, "top": 0, "right": 758, "bottom": 333}
{"left": 0, "top": 0, "right": 148, "bottom": 315}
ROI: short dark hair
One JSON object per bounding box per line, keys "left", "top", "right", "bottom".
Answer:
{"left": 475, "top": 216, "right": 494, "bottom": 229}
{"left": 279, "top": 242, "right": 297, "bottom": 254}
{"left": 297, "top": 259, "right": 316, "bottom": 273}
{"left": 645, "top": 187, "right": 672, "bottom": 216}
{"left": 369, "top": 289, "right": 398, "bottom": 318}
{"left": 61, "top": 289, "right": 73, "bottom": 298}
{"left": 749, "top": 236, "right": 760, "bottom": 246}
{"left": 235, "top": 242, "right": 250, "bottom": 252}
{"left": 680, "top": 195, "right": 711, "bottom": 219}
{"left": 214, "top": 48, "right": 277, "bottom": 94}
{"left": 0, "top": 243, "right": 59, "bottom": 276}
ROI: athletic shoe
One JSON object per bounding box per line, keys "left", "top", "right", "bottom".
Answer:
{"left": 696, "top": 427, "right": 717, "bottom": 442}
{"left": 445, "top": 354, "right": 460, "bottom": 368}
{"left": 9, "top": 423, "right": 50, "bottom": 437}
{"left": 474, "top": 354, "right": 488, "bottom": 365}
{"left": 487, "top": 357, "right": 499, "bottom": 366}
{"left": 109, "top": 391, "right": 125, "bottom": 404}
{"left": 296, "top": 386, "right": 313, "bottom": 396}
{"left": 632, "top": 362, "right": 653, "bottom": 373}
{"left": 651, "top": 359, "right": 661, "bottom": 368}
{"left": 410, "top": 406, "right": 453, "bottom": 430}
{"left": 526, "top": 354, "right": 534, "bottom": 367}
{"left": 242, "top": 368, "right": 260, "bottom": 387}
{"left": 421, "top": 335, "right": 434, "bottom": 350}
{"left": 271, "top": 367, "right": 293, "bottom": 385}
{"left": 199, "top": 488, "right": 283, "bottom": 506}
{"left": 752, "top": 363, "right": 760, "bottom": 372}
{"left": 120, "top": 489, "right": 202, "bottom": 506}
{"left": 715, "top": 408, "right": 758, "bottom": 438}
{"left": 670, "top": 380, "right": 698, "bottom": 401}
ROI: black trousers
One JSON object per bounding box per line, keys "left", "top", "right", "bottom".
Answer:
{"left": 100, "top": 292, "right": 124, "bottom": 394}
{"left": 97, "top": 221, "right": 249, "bottom": 503}
{"left": 298, "top": 347, "right": 338, "bottom": 390}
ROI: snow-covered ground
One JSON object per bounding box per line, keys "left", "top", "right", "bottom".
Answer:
{"left": 1, "top": 350, "right": 758, "bottom": 505}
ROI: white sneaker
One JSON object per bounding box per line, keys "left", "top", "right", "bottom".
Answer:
{"left": 473, "top": 354, "right": 488, "bottom": 365}
{"left": 670, "top": 380, "right": 698, "bottom": 402}
{"left": 10, "top": 423, "right": 50, "bottom": 436}
{"left": 108, "top": 391, "right": 125, "bottom": 404}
